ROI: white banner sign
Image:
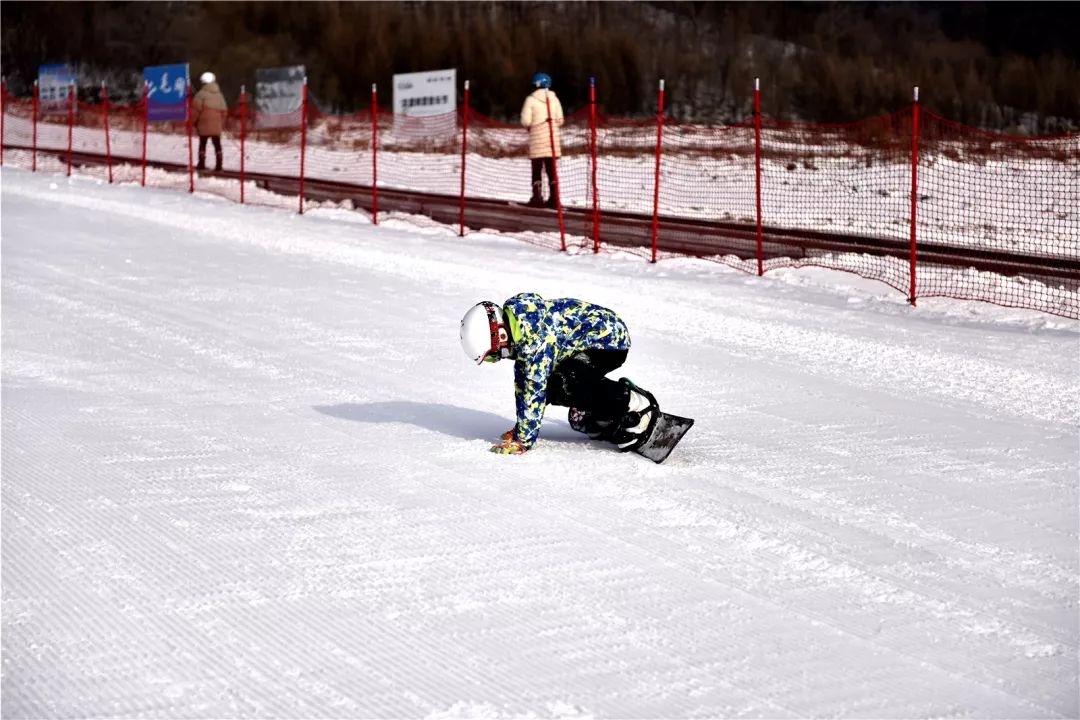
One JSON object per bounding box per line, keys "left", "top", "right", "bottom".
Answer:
{"left": 255, "top": 65, "right": 306, "bottom": 129}
{"left": 392, "top": 68, "right": 456, "bottom": 118}
{"left": 38, "top": 63, "right": 76, "bottom": 115}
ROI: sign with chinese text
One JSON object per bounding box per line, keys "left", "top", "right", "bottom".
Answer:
{"left": 143, "top": 63, "right": 189, "bottom": 122}
{"left": 392, "top": 68, "right": 456, "bottom": 118}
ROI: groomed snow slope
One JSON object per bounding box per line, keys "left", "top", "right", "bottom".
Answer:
{"left": 2, "top": 167, "right": 1077, "bottom": 718}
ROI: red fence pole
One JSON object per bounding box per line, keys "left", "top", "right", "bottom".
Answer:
{"left": 590, "top": 76, "right": 600, "bottom": 253}
{"left": 239, "top": 85, "right": 246, "bottom": 204}
{"left": 102, "top": 82, "right": 113, "bottom": 183}
{"left": 650, "top": 79, "right": 666, "bottom": 264}
{"left": 140, "top": 81, "right": 148, "bottom": 187}
{"left": 909, "top": 86, "right": 920, "bottom": 306}
{"left": 459, "top": 79, "right": 469, "bottom": 237}
{"left": 66, "top": 81, "right": 74, "bottom": 177}
{"left": 31, "top": 80, "right": 38, "bottom": 172}
{"left": 1, "top": 77, "right": 6, "bottom": 166}
{"left": 299, "top": 77, "right": 308, "bottom": 215}
{"left": 186, "top": 82, "right": 194, "bottom": 192}
{"left": 754, "top": 77, "right": 764, "bottom": 276}
{"left": 544, "top": 88, "right": 567, "bottom": 252}
{"left": 372, "top": 83, "right": 379, "bottom": 225}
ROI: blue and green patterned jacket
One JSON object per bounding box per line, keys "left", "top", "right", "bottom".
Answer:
{"left": 503, "top": 293, "right": 631, "bottom": 448}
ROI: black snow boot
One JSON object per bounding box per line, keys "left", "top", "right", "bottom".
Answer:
{"left": 569, "top": 407, "right": 617, "bottom": 442}
{"left": 526, "top": 181, "right": 545, "bottom": 207}
{"left": 546, "top": 183, "right": 558, "bottom": 209}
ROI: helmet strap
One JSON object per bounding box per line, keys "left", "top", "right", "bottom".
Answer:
{"left": 495, "top": 323, "right": 514, "bottom": 360}
{"left": 481, "top": 301, "right": 513, "bottom": 362}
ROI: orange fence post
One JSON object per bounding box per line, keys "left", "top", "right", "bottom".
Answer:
{"left": 186, "top": 82, "right": 194, "bottom": 192}
{"left": 239, "top": 85, "right": 246, "bottom": 203}
{"left": 66, "top": 81, "right": 74, "bottom": 177}
{"left": 909, "top": 86, "right": 920, "bottom": 306}
{"left": 459, "top": 80, "right": 469, "bottom": 237}
{"left": 371, "top": 83, "right": 378, "bottom": 225}
{"left": 650, "top": 79, "right": 666, "bottom": 263}
{"left": 589, "top": 77, "right": 600, "bottom": 253}
{"left": 1, "top": 77, "right": 6, "bottom": 166}
{"left": 102, "top": 82, "right": 113, "bottom": 183}
{"left": 32, "top": 81, "right": 39, "bottom": 171}
{"left": 140, "top": 81, "right": 148, "bottom": 186}
{"left": 299, "top": 77, "right": 308, "bottom": 214}
{"left": 754, "top": 77, "right": 764, "bottom": 276}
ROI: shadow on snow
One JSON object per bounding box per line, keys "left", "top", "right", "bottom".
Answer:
{"left": 314, "top": 401, "right": 586, "bottom": 444}
{"left": 315, "top": 401, "right": 510, "bottom": 442}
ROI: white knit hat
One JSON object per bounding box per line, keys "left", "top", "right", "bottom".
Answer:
{"left": 200, "top": 72, "right": 216, "bottom": 85}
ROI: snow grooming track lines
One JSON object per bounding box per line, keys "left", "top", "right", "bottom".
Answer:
{"left": 2, "top": 167, "right": 1078, "bottom": 717}
{"left": 506, "top": 413, "right": 1074, "bottom": 714}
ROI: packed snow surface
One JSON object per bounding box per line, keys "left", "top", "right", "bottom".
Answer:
{"left": 2, "top": 167, "right": 1078, "bottom": 718}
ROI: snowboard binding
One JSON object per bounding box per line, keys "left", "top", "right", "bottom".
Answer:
{"left": 569, "top": 379, "right": 693, "bottom": 464}
{"left": 568, "top": 379, "right": 658, "bottom": 451}
{"left": 611, "top": 378, "right": 659, "bottom": 453}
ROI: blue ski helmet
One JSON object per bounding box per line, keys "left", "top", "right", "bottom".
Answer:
{"left": 531, "top": 72, "right": 552, "bottom": 89}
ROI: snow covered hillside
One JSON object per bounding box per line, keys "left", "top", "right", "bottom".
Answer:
{"left": 2, "top": 167, "right": 1077, "bottom": 718}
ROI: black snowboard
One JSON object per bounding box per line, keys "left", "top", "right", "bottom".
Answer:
{"left": 634, "top": 412, "right": 694, "bottom": 464}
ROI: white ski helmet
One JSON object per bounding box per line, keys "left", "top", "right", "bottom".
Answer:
{"left": 460, "top": 301, "right": 512, "bottom": 364}
{"left": 200, "top": 71, "right": 216, "bottom": 85}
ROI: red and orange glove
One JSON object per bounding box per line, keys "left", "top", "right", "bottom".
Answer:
{"left": 490, "top": 432, "right": 527, "bottom": 455}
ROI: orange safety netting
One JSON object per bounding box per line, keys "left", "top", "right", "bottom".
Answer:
{"left": 3, "top": 86, "right": 1077, "bottom": 318}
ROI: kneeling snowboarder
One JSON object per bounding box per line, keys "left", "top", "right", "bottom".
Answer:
{"left": 459, "top": 293, "right": 693, "bottom": 462}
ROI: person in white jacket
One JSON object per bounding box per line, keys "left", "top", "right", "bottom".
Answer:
{"left": 520, "top": 72, "right": 564, "bottom": 208}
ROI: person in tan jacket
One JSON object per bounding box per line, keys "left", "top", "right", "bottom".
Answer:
{"left": 193, "top": 71, "right": 228, "bottom": 171}
{"left": 520, "top": 73, "right": 564, "bottom": 208}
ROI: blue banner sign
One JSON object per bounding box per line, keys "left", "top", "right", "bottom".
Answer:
{"left": 143, "top": 63, "right": 189, "bottom": 122}
{"left": 38, "top": 63, "right": 76, "bottom": 115}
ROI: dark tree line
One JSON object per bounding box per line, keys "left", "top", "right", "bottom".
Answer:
{"left": 2, "top": 1, "right": 1077, "bottom": 133}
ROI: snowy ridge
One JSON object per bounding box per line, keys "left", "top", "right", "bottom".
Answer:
{"left": 2, "top": 167, "right": 1077, "bottom": 718}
